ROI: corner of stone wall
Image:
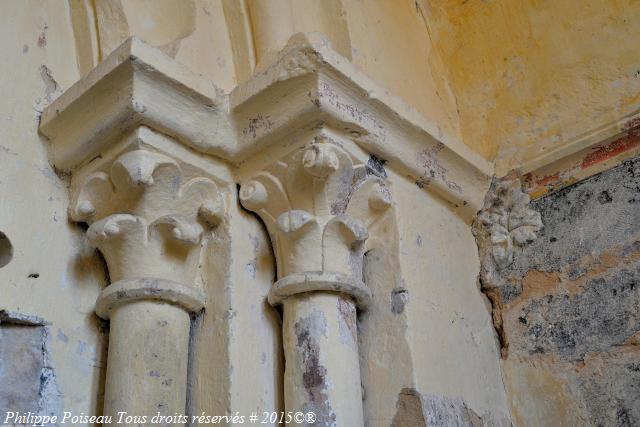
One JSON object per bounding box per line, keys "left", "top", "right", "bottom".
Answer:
{"left": 0, "top": 310, "right": 62, "bottom": 421}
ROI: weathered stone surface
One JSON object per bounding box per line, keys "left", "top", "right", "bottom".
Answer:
{"left": 0, "top": 324, "right": 45, "bottom": 414}
{"left": 516, "top": 263, "right": 640, "bottom": 360}
{"left": 473, "top": 176, "right": 543, "bottom": 357}
{"left": 579, "top": 348, "right": 640, "bottom": 427}
{"left": 241, "top": 135, "right": 394, "bottom": 425}
{"left": 506, "top": 157, "right": 639, "bottom": 282}
{"left": 0, "top": 314, "right": 60, "bottom": 420}
{"left": 12, "top": 2, "right": 639, "bottom": 425}
{"left": 474, "top": 177, "right": 542, "bottom": 278}
{"left": 487, "top": 157, "right": 640, "bottom": 426}
{"left": 392, "top": 388, "right": 427, "bottom": 427}
{"left": 391, "top": 388, "right": 508, "bottom": 427}
{"left": 420, "top": 393, "right": 483, "bottom": 427}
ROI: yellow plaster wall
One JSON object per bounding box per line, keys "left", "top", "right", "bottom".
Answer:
{"left": 342, "top": 0, "right": 462, "bottom": 143}
{"left": 392, "top": 171, "right": 512, "bottom": 424}
{"left": 78, "top": 0, "right": 463, "bottom": 147}
{"left": 69, "top": 0, "right": 640, "bottom": 172}
{"left": 87, "top": 0, "right": 239, "bottom": 91}
{"left": 0, "top": 0, "right": 107, "bottom": 415}
{"left": 247, "top": 0, "right": 352, "bottom": 64}
{"left": 421, "top": 0, "right": 640, "bottom": 171}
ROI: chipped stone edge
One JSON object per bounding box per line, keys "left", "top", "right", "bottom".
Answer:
{"left": 269, "top": 271, "right": 372, "bottom": 309}
{"left": 391, "top": 388, "right": 505, "bottom": 427}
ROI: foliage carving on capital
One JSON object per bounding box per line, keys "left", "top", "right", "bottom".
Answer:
{"left": 474, "top": 178, "right": 543, "bottom": 274}
{"left": 70, "top": 149, "right": 225, "bottom": 284}
{"left": 239, "top": 138, "right": 392, "bottom": 283}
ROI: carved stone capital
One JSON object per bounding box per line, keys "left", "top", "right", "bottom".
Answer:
{"left": 240, "top": 132, "right": 391, "bottom": 424}
{"left": 37, "top": 38, "right": 235, "bottom": 419}
{"left": 40, "top": 35, "right": 493, "bottom": 222}
{"left": 240, "top": 134, "right": 392, "bottom": 307}
{"left": 474, "top": 177, "right": 543, "bottom": 279}
{"left": 69, "top": 128, "right": 226, "bottom": 317}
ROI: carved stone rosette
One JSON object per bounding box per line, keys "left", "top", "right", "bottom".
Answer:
{"left": 70, "top": 144, "right": 224, "bottom": 423}
{"left": 240, "top": 136, "right": 392, "bottom": 426}
{"left": 474, "top": 178, "right": 542, "bottom": 274}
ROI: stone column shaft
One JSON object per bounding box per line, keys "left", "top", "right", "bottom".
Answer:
{"left": 68, "top": 138, "right": 225, "bottom": 425}
{"left": 241, "top": 137, "right": 393, "bottom": 426}
{"left": 283, "top": 294, "right": 363, "bottom": 426}
{"left": 38, "top": 39, "right": 230, "bottom": 423}
{"left": 104, "top": 301, "right": 190, "bottom": 420}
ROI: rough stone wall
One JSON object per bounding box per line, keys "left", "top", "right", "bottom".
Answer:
{"left": 484, "top": 157, "right": 640, "bottom": 426}
{"left": 0, "top": 312, "right": 60, "bottom": 418}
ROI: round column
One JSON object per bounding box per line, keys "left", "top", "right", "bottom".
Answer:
{"left": 240, "top": 139, "right": 393, "bottom": 427}
{"left": 96, "top": 278, "right": 207, "bottom": 425}
{"left": 269, "top": 272, "right": 371, "bottom": 427}
{"left": 69, "top": 148, "right": 224, "bottom": 425}
{"left": 283, "top": 293, "right": 363, "bottom": 426}
{"left": 104, "top": 302, "right": 190, "bottom": 423}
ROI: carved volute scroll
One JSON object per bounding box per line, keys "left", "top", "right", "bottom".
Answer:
{"left": 36, "top": 35, "right": 501, "bottom": 425}
{"left": 240, "top": 136, "right": 392, "bottom": 308}
{"left": 70, "top": 148, "right": 225, "bottom": 317}
{"left": 240, "top": 134, "right": 394, "bottom": 426}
